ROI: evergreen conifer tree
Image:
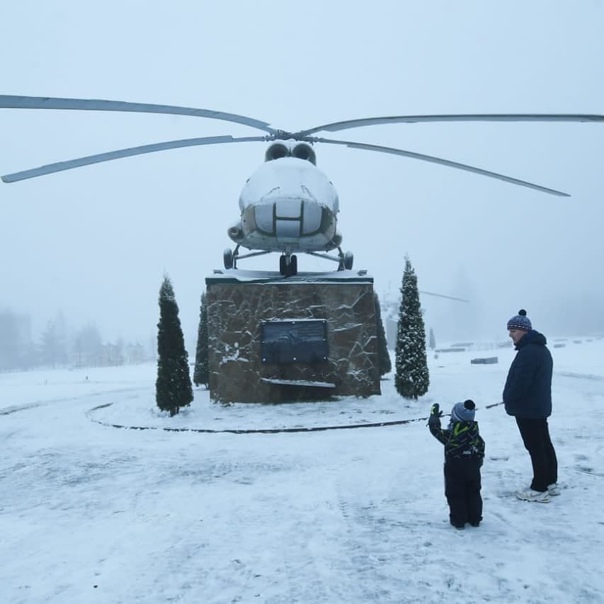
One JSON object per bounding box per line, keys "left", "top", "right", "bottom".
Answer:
{"left": 193, "top": 292, "right": 209, "bottom": 387}
{"left": 429, "top": 327, "right": 436, "bottom": 351}
{"left": 373, "top": 292, "right": 392, "bottom": 377}
{"left": 156, "top": 276, "right": 193, "bottom": 416}
{"left": 395, "top": 257, "right": 430, "bottom": 399}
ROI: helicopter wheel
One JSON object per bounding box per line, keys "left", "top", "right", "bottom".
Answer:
{"left": 279, "top": 254, "right": 298, "bottom": 277}
{"left": 343, "top": 251, "right": 354, "bottom": 270}
{"left": 223, "top": 248, "right": 234, "bottom": 269}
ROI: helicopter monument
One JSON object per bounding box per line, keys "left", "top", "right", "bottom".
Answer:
{"left": 2, "top": 95, "right": 602, "bottom": 402}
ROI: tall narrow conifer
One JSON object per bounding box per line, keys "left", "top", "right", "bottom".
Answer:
{"left": 429, "top": 327, "right": 436, "bottom": 351}
{"left": 156, "top": 276, "right": 193, "bottom": 416}
{"left": 395, "top": 257, "right": 430, "bottom": 399}
{"left": 193, "top": 292, "right": 209, "bottom": 387}
{"left": 374, "top": 292, "right": 392, "bottom": 377}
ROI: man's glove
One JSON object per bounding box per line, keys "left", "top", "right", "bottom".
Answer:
{"left": 428, "top": 403, "right": 443, "bottom": 426}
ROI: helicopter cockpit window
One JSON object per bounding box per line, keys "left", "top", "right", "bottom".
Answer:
{"left": 275, "top": 219, "right": 300, "bottom": 238}
{"left": 301, "top": 203, "right": 322, "bottom": 235}
{"left": 254, "top": 204, "right": 275, "bottom": 234}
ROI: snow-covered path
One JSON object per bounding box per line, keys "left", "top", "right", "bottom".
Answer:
{"left": 1, "top": 340, "right": 603, "bottom": 603}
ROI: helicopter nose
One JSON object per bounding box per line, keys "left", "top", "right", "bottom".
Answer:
{"left": 254, "top": 199, "right": 323, "bottom": 238}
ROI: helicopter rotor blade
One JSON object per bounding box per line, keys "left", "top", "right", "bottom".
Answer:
{"left": 297, "top": 113, "right": 604, "bottom": 136}
{"left": 1, "top": 135, "right": 267, "bottom": 183}
{"left": 315, "top": 137, "right": 570, "bottom": 197}
{"left": 0, "top": 95, "right": 279, "bottom": 135}
{"left": 420, "top": 291, "right": 469, "bottom": 303}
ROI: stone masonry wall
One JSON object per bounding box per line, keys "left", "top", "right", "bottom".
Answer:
{"left": 205, "top": 275, "right": 380, "bottom": 403}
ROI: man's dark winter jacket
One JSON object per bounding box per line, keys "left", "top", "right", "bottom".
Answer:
{"left": 503, "top": 330, "right": 553, "bottom": 418}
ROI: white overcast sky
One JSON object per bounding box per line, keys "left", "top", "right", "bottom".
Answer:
{"left": 1, "top": 0, "right": 603, "bottom": 345}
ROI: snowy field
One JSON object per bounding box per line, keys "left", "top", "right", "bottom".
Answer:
{"left": 1, "top": 337, "right": 603, "bottom": 603}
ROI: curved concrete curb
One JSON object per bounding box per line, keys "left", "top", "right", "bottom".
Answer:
{"left": 87, "top": 401, "right": 505, "bottom": 435}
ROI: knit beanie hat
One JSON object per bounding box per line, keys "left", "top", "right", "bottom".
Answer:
{"left": 451, "top": 399, "right": 476, "bottom": 422}
{"left": 507, "top": 309, "right": 532, "bottom": 332}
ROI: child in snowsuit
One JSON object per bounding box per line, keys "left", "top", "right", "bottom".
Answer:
{"left": 428, "top": 399, "right": 485, "bottom": 529}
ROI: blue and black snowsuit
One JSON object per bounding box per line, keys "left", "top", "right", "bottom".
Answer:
{"left": 429, "top": 416, "right": 485, "bottom": 527}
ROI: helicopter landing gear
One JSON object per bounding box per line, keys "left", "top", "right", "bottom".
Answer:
{"left": 338, "top": 250, "right": 354, "bottom": 271}
{"left": 223, "top": 247, "right": 235, "bottom": 269}
{"left": 279, "top": 254, "right": 298, "bottom": 277}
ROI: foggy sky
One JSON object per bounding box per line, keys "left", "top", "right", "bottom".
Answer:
{"left": 1, "top": 0, "right": 603, "bottom": 349}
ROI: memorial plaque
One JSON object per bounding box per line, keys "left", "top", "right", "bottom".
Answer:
{"left": 261, "top": 319, "right": 328, "bottom": 364}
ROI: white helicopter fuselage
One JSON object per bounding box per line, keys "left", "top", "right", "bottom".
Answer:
{"left": 228, "top": 156, "right": 341, "bottom": 253}
{"left": 2, "top": 95, "right": 592, "bottom": 276}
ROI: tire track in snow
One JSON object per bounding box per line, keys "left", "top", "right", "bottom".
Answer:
{"left": 0, "top": 386, "right": 147, "bottom": 416}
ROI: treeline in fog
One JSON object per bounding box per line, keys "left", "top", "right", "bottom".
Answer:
{"left": 0, "top": 308, "right": 155, "bottom": 372}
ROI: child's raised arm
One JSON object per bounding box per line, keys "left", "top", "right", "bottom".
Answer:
{"left": 428, "top": 403, "right": 449, "bottom": 445}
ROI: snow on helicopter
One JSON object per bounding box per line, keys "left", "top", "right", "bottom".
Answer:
{"left": 2, "top": 95, "right": 603, "bottom": 277}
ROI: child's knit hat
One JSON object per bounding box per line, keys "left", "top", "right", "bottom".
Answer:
{"left": 451, "top": 399, "right": 476, "bottom": 422}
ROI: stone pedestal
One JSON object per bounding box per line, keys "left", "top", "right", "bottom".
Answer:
{"left": 205, "top": 269, "right": 380, "bottom": 403}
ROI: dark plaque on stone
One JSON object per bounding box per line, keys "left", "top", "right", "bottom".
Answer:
{"left": 261, "top": 319, "right": 328, "bottom": 364}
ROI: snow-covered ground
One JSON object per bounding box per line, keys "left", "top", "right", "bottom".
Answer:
{"left": 1, "top": 337, "right": 603, "bottom": 603}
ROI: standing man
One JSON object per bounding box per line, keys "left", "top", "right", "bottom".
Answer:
{"left": 503, "top": 309, "right": 558, "bottom": 503}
